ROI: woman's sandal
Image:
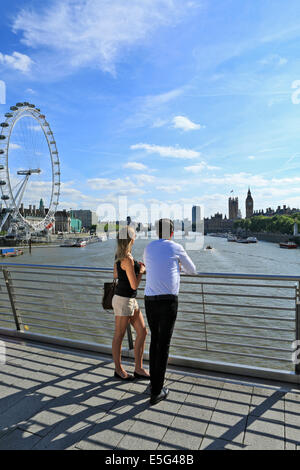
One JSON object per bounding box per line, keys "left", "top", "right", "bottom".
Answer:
{"left": 114, "top": 371, "right": 135, "bottom": 381}
{"left": 134, "top": 371, "right": 151, "bottom": 380}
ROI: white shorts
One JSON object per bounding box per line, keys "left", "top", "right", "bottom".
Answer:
{"left": 112, "top": 294, "right": 139, "bottom": 317}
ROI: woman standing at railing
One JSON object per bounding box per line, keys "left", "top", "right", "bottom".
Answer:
{"left": 112, "top": 226, "right": 150, "bottom": 381}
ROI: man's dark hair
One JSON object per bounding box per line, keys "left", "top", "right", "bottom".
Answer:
{"left": 156, "top": 218, "right": 174, "bottom": 239}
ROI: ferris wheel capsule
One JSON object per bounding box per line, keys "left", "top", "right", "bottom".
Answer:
{"left": 1, "top": 195, "right": 9, "bottom": 200}
{"left": 0, "top": 136, "right": 6, "bottom": 140}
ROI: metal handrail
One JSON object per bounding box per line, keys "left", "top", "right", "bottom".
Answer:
{"left": 1, "top": 261, "right": 300, "bottom": 280}
{"left": 1, "top": 262, "right": 299, "bottom": 382}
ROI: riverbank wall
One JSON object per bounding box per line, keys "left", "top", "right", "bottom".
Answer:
{"left": 248, "top": 232, "right": 300, "bottom": 244}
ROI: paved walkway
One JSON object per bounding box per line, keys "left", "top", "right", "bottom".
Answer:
{"left": 0, "top": 336, "right": 299, "bottom": 450}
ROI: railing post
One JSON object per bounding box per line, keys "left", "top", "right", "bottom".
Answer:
{"left": 126, "top": 324, "right": 134, "bottom": 350}
{"left": 201, "top": 282, "right": 208, "bottom": 351}
{"left": 295, "top": 300, "right": 300, "bottom": 375}
{"left": 2, "top": 268, "right": 23, "bottom": 332}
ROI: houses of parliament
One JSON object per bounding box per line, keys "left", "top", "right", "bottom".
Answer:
{"left": 228, "top": 188, "right": 254, "bottom": 220}
{"left": 204, "top": 188, "right": 299, "bottom": 233}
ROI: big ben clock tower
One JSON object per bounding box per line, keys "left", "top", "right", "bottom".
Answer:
{"left": 245, "top": 188, "right": 254, "bottom": 218}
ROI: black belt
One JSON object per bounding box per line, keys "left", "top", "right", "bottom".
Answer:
{"left": 144, "top": 294, "right": 178, "bottom": 301}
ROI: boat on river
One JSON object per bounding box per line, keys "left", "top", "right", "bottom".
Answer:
{"left": 60, "top": 240, "right": 76, "bottom": 247}
{"left": 73, "top": 239, "right": 87, "bottom": 247}
{"left": 279, "top": 241, "right": 298, "bottom": 249}
{"left": 0, "top": 247, "right": 23, "bottom": 257}
{"left": 60, "top": 238, "right": 88, "bottom": 247}
{"left": 247, "top": 237, "right": 257, "bottom": 243}
{"left": 227, "top": 233, "right": 236, "bottom": 242}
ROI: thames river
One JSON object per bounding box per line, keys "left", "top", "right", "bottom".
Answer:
{"left": 3, "top": 234, "right": 300, "bottom": 276}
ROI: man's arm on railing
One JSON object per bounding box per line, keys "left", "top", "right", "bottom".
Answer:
{"left": 177, "top": 245, "right": 197, "bottom": 274}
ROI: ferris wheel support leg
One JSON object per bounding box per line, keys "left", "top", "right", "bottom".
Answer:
{"left": 0, "top": 212, "right": 10, "bottom": 232}
{"left": 15, "top": 174, "right": 30, "bottom": 212}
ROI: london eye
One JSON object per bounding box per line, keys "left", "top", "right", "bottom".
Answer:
{"left": 0, "top": 102, "right": 61, "bottom": 236}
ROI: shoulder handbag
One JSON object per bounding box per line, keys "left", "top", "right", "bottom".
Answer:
{"left": 102, "top": 279, "right": 117, "bottom": 310}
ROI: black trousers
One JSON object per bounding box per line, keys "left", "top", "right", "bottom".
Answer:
{"left": 145, "top": 297, "right": 178, "bottom": 395}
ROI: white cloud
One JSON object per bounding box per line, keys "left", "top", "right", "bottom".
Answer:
{"left": 131, "top": 143, "right": 200, "bottom": 159}
{"left": 123, "top": 162, "right": 148, "bottom": 171}
{"left": 152, "top": 118, "right": 170, "bottom": 128}
{"left": 202, "top": 172, "right": 300, "bottom": 189}
{"left": 13, "top": 0, "right": 193, "bottom": 74}
{"left": 87, "top": 177, "right": 148, "bottom": 197}
{"left": 260, "top": 54, "right": 288, "bottom": 67}
{"left": 248, "top": 155, "right": 256, "bottom": 160}
{"left": 87, "top": 177, "right": 136, "bottom": 191}
{"left": 123, "top": 87, "right": 186, "bottom": 130}
{"left": 145, "top": 89, "right": 185, "bottom": 106}
{"left": 156, "top": 184, "right": 182, "bottom": 193}
{"left": 172, "top": 115, "right": 204, "bottom": 131}
{"left": 135, "top": 174, "right": 156, "bottom": 185}
{"left": 184, "top": 161, "right": 221, "bottom": 173}
{"left": 0, "top": 51, "right": 33, "bottom": 73}
{"left": 117, "top": 188, "right": 146, "bottom": 196}
{"left": 9, "top": 143, "right": 22, "bottom": 150}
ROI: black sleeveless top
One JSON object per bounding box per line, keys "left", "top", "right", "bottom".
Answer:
{"left": 115, "top": 259, "right": 140, "bottom": 298}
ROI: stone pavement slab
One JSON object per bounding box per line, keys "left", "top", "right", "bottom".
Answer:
{"left": 0, "top": 336, "right": 299, "bottom": 450}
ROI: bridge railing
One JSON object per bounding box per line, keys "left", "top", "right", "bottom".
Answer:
{"left": 0, "top": 262, "right": 299, "bottom": 383}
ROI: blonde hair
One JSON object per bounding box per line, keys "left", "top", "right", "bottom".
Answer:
{"left": 115, "top": 226, "right": 136, "bottom": 262}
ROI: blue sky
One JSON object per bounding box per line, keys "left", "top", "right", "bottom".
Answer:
{"left": 1, "top": 0, "right": 300, "bottom": 222}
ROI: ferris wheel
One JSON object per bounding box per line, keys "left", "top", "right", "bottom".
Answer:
{"left": 0, "top": 102, "right": 61, "bottom": 236}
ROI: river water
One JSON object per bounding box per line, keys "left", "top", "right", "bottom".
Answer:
{"left": 1, "top": 234, "right": 299, "bottom": 372}
{"left": 3, "top": 233, "right": 300, "bottom": 275}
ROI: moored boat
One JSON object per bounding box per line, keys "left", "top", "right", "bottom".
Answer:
{"left": 246, "top": 237, "right": 257, "bottom": 243}
{"left": 279, "top": 241, "right": 298, "bottom": 249}
{"left": 73, "top": 239, "right": 87, "bottom": 247}
{"left": 227, "top": 233, "right": 236, "bottom": 242}
{"left": 60, "top": 240, "right": 76, "bottom": 247}
{"left": 0, "top": 247, "right": 23, "bottom": 257}
{"left": 236, "top": 238, "right": 249, "bottom": 243}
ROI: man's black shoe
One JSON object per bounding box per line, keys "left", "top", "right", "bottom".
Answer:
{"left": 150, "top": 387, "right": 169, "bottom": 405}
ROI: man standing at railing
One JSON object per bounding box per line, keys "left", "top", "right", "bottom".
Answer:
{"left": 144, "top": 218, "right": 197, "bottom": 405}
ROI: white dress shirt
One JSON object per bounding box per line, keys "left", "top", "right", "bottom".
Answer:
{"left": 143, "top": 239, "right": 197, "bottom": 296}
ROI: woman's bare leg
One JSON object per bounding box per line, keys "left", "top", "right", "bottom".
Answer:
{"left": 112, "top": 316, "right": 131, "bottom": 377}
{"left": 130, "top": 309, "right": 149, "bottom": 376}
